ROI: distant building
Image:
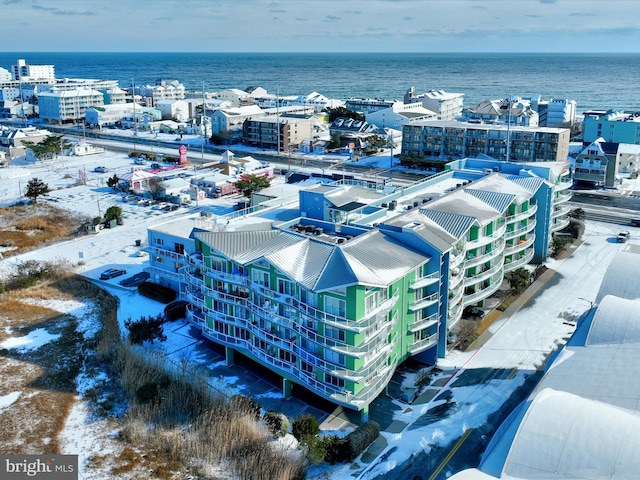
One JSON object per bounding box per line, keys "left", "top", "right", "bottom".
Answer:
{"left": 530, "top": 95, "right": 577, "bottom": 127}
{"left": 100, "top": 87, "right": 127, "bottom": 105}
{"left": 345, "top": 98, "right": 396, "bottom": 115}
{"left": 217, "top": 88, "right": 253, "bottom": 107}
{"left": 459, "top": 97, "right": 539, "bottom": 127}
{"left": 243, "top": 115, "right": 313, "bottom": 152}
{"left": 402, "top": 121, "right": 570, "bottom": 163}
{"left": 572, "top": 137, "right": 620, "bottom": 188}
{"left": 366, "top": 102, "right": 438, "bottom": 130}
{"left": 38, "top": 87, "right": 104, "bottom": 124}
{"left": 210, "top": 105, "right": 264, "bottom": 141}
{"left": 583, "top": 110, "right": 640, "bottom": 144}
{"left": 137, "top": 80, "right": 186, "bottom": 105}
{"left": 155, "top": 99, "right": 189, "bottom": 122}
{"left": 404, "top": 87, "right": 465, "bottom": 121}
{"left": 12, "top": 59, "right": 55, "bottom": 81}
{"left": 0, "top": 126, "right": 51, "bottom": 159}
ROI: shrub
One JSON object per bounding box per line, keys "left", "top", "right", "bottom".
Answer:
{"left": 124, "top": 314, "right": 167, "bottom": 345}
{"left": 292, "top": 413, "right": 320, "bottom": 441}
{"left": 263, "top": 411, "right": 289, "bottom": 438}
{"left": 137, "top": 281, "right": 177, "bottom": 303}
{"left": 504, "top": 267, "right": 532, "bottom": 295}
{"left": 230, "top": 395, "right": 261, "bottom": 420}
{"left": 164, "top": 300, "right": 187, "bottom": 321}
{"left": 551, "top": 234, "right": 572, "bottom": 258}
{"left": 568, "top": 218, "right": 585, "bottom": 239}
{"left": 322, "top": 434, "right": 349, "bottom": 465}
{"left": 301, "top": 435, "right": 325, "bottom": 465}
{"left": 344, "top": 421, "right": 380, "bottom": 461}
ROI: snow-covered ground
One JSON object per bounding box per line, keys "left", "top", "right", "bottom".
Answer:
{"left": 1, "top": 138, "right": 638, "bottom": 478}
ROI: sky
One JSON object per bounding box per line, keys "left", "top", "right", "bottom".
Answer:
{"left": 2, "top": 0, "right": 640, "bottom": 53}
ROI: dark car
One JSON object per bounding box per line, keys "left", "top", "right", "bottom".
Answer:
{"left": 100, "top": 268, "right": 127, "bottom": 280}
{"left": 463, "top": 306, "right": 486, "bottom": 319}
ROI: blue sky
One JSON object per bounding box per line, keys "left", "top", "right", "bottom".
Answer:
{"left": 2, "top": 0, "right": 639, "bottom": 53}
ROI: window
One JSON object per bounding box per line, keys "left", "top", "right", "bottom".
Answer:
{"left": 324, "top": 296, "right": 346, "bottom": 317}
{"left": 153, "top": 237, "right": 164, "bottom": 246}
{"left": 325, "top": 326, "right": 345, "bottom": 342}
{"left": 324, "top": 349, "right": 345, "bottom": 366}
{"left": 278, "top": 278, "right": 294, "bottom": 296}
{"left": 214, "top": 320, "right": 229, "bottom": 335}
{"left": 211, "top": 258, "right": 226, "bottom": 272}
{"left": 325, "top": 373, "right": 345, "bottom": 388}
{"left": 279, "top": 350, "right": 296, "bottom": 363}
{"left": 301, "top": 361, "right": 314, "bottom": 373}
{"left": 300, "top": 288, "right": 317, "bottom": 307}
{"left": 174, "top": 243, "right": 185, "bottom": 255}
{"left": 154, "top": 256, "right": 164, "bottom": 264}
{"left": 252, "top": 269, "right": 269, "bottom": 287}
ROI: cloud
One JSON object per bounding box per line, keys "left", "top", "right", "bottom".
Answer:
{"left": 324, "top": 15, "right": 340, "bottom": 22}
{"left": 404, "top": 16, "right": 413, "bottom": 21}
{"left": 31, "top": 4, "right": 94, "bottom": 16}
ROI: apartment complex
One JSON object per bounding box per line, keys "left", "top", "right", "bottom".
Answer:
{"left": 583, "top": 110, "right": 640, "bottom": 144}
{"left": 243, "top": 115, "right": 313, "bottom": 152}
{"left": 38, "top": 87, "right": 105, "bottom": 124}
{"left": 402, "top": 121, "right": 570, "bottom": 163}
{"left": 146, "top": 158, "right": 571, "bottom": 420}
{"left": 404, "top": 87, "right": 465, "bottom": 121}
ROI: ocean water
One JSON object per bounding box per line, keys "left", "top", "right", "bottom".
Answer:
{"left": 0, "top": 52, "right": 639, "bottom": 112}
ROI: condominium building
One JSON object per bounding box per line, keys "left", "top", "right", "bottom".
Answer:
{"left": 12, "top": 59, "right": 55, "bottom": 81}
{"left": 147, "top": 157, "right": 571, "bottom": 419}
{"left": 582, "top": 110, "right": 640, "bottom": 144}
{"left": 38, "top": 87, "right": 104, "bottom": 124}
{"left": 459, "top": 98, "right": 539, "bottom": 127}
{"left": 243, "top": 115, "right": 313, "bottom": 152}
{"left": 402, "top": 121, "right": 570, "bottom": 163}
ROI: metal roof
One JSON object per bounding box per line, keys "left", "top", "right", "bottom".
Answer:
{"left": 465, "top": 189, "right": 514, "bottom": 214}
{"left": 419, "top": 209, "right": 476, "bottom": 240}
{"left": 500, "top": 174, "right": 545, "bottom": 193}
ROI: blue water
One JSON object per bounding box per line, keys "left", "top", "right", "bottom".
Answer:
{"left": 0, "top": 52, "right": 638, "bottom": 112}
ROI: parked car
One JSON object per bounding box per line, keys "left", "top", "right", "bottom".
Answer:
{"left": 631, "top": 217, "right": 640, "bottom": 227}
{"left": 150, "top": 163, "right": 161, "bottom": 169}
{"left": 94, "top": 166, "right": 108, "bottom": 173}
{"left": 100, "top": 268, "right": 127, "bottom": 280}
{"left": 617, "top": 231, "right": 631, "bottom": 243}
{"left": 463, "top": 306, "right": 486, "bottom": 319}
{"left": 134, "top": 157, "right": 147, "bottom": 165}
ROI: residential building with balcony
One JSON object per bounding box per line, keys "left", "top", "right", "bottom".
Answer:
{"left": 146, "top": 156, "right": 570, "bottom": 418}
{"left": 573, "top": 137, "right": 619, "bottom": 188}
{"left": 402, "top": 121, "right": 570, "bottom": 163}
{"left": 243, "top": 115, "right": 313, "bottom": 152}
{"left": 38, "top": 87, "right": 104, "bottom": 125}
{"left": 12, "top": 58, "right": 55, "bottom": 81}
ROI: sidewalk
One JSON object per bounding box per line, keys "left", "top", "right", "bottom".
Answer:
{"left": 470, "top": 266, "right": 558, "bottom": 350}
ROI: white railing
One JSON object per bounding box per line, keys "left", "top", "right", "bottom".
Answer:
{"left": 464, "top": 240, "right": 505, "bottom": 268}
{"left": 504, "top": 248, "right": 535, "bottom": 272}
{"left": 409, "top": 271, "right": 440, "bottom": 290}
{"left": 503, "top": 235, "right": 535, "bottom": 255}
{"left": 408, "top": 333, "right": 438, "bottom": 354}
{"left": 409, "top": 292, "right": 439, "bottom": 311}
{"left": 463, "top": 272, "right": 503, "bottom": 306}
{"left": 504, "top": 204, "right": 538, "bottom": 223}
{"left": 463, "top": 262, "right": 504, "bottom": 288}
{"left": 465, "top": 223, "right": 507, "bottom": 249}
{"left": 409, "top": 312, "right": 438, "bottom": 333}
{"left": 504, "top": 220, "right": 536, "bottom": 240}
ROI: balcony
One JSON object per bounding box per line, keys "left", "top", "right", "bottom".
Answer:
{"left": 504, "top": 248, "right": 535, "bottom": 272}
{"left": 462, "top": 271, "right": 503, "bottom": 306}
{"left": 448, "top": 283, "right": 464, "bottom": 306}
{"left": 552, "top": 204, "right": 571, "bottom": 218}
{"left": 550, "top": 216, "right": 571, "bottom": 232}
{"left": 409, "top": 312, "right": 438, "bottom": 333}
{"left": 504, "top": 220, "right": 536, "bottom": 240}
{"left": 464, "top": 240, "right": 505, "bottom": 268}
{"left": 407, "top": 333, "right": 438, "bottom": 355}
{"left": 448, "top": 301, "right": 463, "bottom": 328}
{"left": 409, "top": 292, "right": 439, "bottom": 311}
{"left": 463, "top": 262, "right": 504, "bottom": 288}
{"left": 465, "top": 224, "right": 507, "bottom": 249}
{"left": 554, "top": 190, "right": 572, "bottom": 204}
{"left": 504, "top": 235, "right": 535, "bottom": 255}
{"left": 409, "top": 271, "right": 440, "bottom": 290}
{"left": 504, "top": 204, "right": 538, "bottom": 223}
{"left": 555, "top": 178, "right": 573, "bottom": 191}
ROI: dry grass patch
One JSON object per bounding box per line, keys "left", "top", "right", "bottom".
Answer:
{"left": 0, "top": 203, "right": 89, "bottom": 257}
